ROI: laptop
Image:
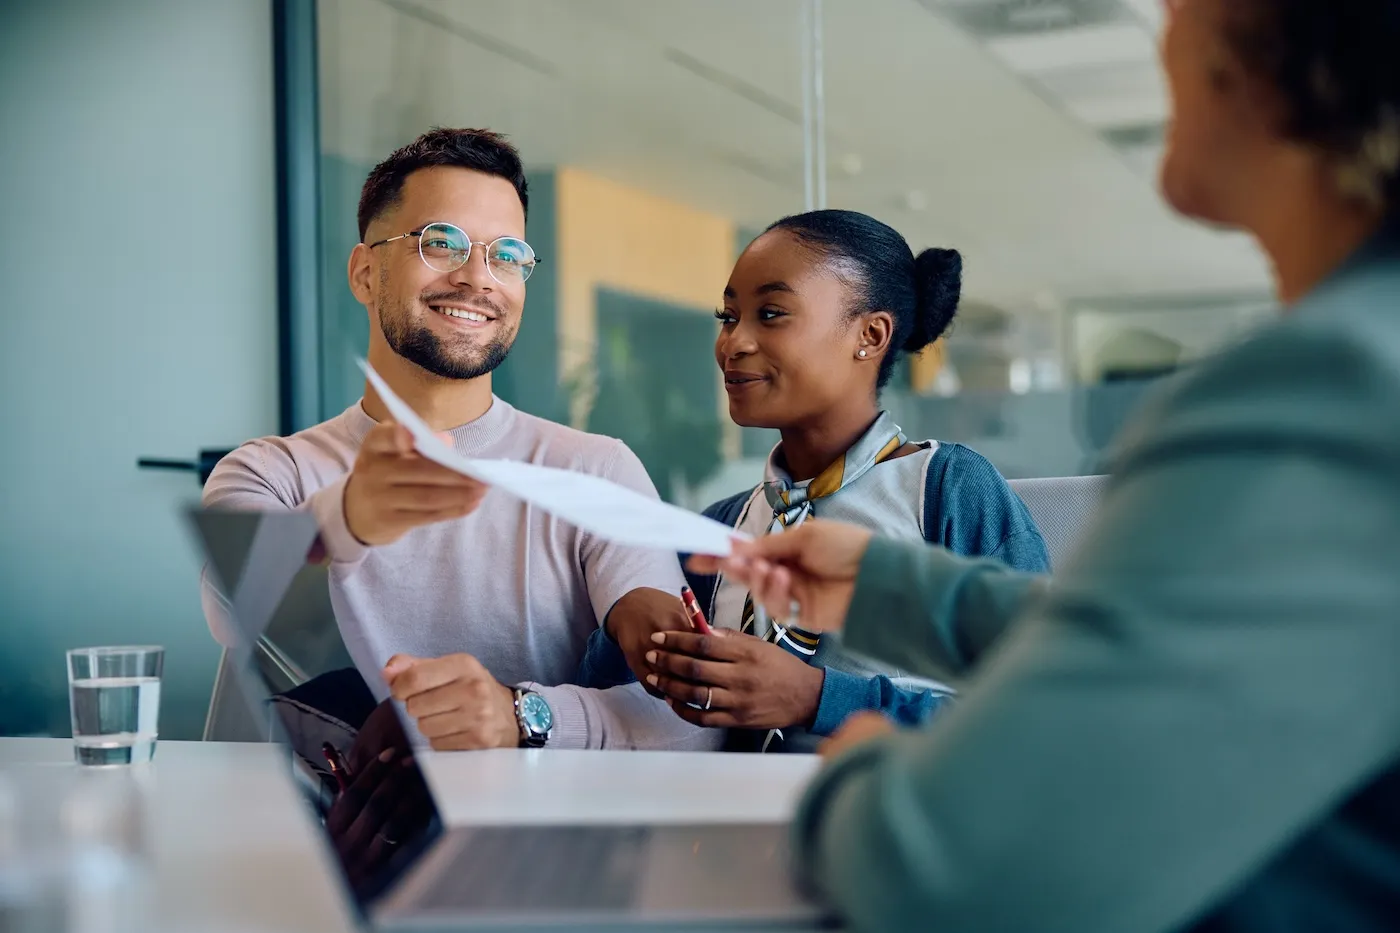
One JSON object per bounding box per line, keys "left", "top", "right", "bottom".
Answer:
{"left": 190, "top": 508, "right": 833, "bottom": 932}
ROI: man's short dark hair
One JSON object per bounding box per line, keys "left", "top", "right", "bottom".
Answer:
{"left": 356, "top": 127, "right": 529, "bottom": 241}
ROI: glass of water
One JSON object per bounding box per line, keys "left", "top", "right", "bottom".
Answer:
{"left": 66, "top": 647, "right": 164, "bottom": 766}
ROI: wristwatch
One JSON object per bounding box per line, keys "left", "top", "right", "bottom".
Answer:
{"left": 513, "top": 688, "right": 553, "bottom": 748}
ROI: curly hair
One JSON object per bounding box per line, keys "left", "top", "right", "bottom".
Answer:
{"left": 1225, "top": 1, "right": 1400, "bottom": 207}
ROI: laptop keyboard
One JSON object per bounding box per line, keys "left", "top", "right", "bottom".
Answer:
{"left": 417, "top": 826, "right": 649, "bottom": 912}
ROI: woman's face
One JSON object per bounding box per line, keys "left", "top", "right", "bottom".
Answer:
{"left": 715, "top": 230, "right": 878, "bottom": 429}
{"left": 1158, "top": 0, "right": 1276, "bottom": 225}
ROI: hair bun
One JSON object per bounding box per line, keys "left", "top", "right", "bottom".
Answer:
{"left": 906, "top": 248, "right": 962, "bottom": 353}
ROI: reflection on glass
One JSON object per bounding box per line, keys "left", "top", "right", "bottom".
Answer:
{"left": 315, "top": 0, "right": 1273, "bottom": 486}
{"left": 264, "top": 688, "right": 440, "bottom": 907}
{"left": 317, "top": 701, "right": 437, "bottom": 898}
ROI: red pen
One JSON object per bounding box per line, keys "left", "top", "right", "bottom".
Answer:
{"left": 322, "top": 742, "right": 352, "bottom": 793}
{"left": 680, "top": 586, "right": 713, "bottom": 635}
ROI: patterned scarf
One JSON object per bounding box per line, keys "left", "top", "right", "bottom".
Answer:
{"left": 733, "top": 412, "right": 906, "bottom": 752}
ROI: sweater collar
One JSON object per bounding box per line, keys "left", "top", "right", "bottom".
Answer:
{"left": 341, "top": 394, "right": 517, "bottom": 454}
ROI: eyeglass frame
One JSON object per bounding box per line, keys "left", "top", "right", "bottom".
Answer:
{"left": 366, "top": 222, "right": 541, "bottom": 285}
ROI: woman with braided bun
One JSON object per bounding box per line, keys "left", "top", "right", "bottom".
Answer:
{"left": 585, "top": 209, "right": 1048, "bottom": 753}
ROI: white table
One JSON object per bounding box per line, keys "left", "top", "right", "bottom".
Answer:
{"left": 0, "top": 739, "right": 822, "bottom": 932}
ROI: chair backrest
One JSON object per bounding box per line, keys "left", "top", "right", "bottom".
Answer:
{"left": 203, "top": 648, "right": 267, "bottom": 741}
{"left": 1009, "top": 475, "right": 1110, "bottom": 569}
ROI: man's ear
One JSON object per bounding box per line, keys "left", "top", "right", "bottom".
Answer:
{"left": 348, "top": 243, "right": 375, "bottom": 306}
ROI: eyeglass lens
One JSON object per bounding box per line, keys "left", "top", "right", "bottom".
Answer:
{"left": 417, "top": 222, "right": 536, "bottom": 283}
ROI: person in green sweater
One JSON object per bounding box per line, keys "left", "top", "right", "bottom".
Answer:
{"left": 682, "top": 1, "right": 1400, "bottom": 930}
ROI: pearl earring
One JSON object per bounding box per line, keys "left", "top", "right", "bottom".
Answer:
{"left": 858, "top": 349, "right": 868, "bottom": 358}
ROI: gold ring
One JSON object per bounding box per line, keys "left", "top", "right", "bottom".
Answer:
{"left": 704, "top": 687, "right": 714, "bottom": 711}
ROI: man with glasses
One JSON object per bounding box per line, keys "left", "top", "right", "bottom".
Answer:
{"left": 202, "top": 128, "right": 713, "bottom": 752}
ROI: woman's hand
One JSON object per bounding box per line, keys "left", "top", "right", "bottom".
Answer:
{"left": 689, "top": 521, "right": 874, "bottom": 635}
{"left": 643, "top": 630, "right": 825, "bottom": 730}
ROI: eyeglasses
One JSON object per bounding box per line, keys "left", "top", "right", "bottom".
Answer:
{"left": 367, "top": 221, "right": 539, "bottom": 284}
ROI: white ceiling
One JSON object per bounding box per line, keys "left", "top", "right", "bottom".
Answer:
{"left": 317, "top": 0, "right": 1272, "bottom": 313}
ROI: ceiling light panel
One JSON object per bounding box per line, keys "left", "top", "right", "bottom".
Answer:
{"left": 1116, "top": 142, "right": 1164, "bottom": 178}
{"left": 1035, "top": 58, "right": 1162, "bottom": 99}
{"left": 922, "top": 0, "right": 1132, "bottom": 38}
{"left": 1064, "top": 92, "right": 1167, "bottom": 127}
{"left": 1100, "top": 121, "right": 1165, "bottom": 149}
{"left": 987, "top": 23, "right": 1155, "bottom": 73}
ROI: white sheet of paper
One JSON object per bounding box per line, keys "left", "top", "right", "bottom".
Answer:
{"left": 359, "top": 359, "right": 743, "bottom": 556}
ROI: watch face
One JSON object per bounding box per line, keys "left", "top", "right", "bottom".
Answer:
{"left": 520, "top": 692, "right": 553, "bottom": 734}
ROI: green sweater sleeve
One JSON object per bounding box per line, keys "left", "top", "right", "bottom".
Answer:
{"left": 794, "top": 319, "right": 1400, "bottom": 933}
{"left": 843, "top": 537, "right": 1047, "bottom": 677}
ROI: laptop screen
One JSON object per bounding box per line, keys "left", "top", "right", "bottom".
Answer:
{"left": 191, "top": 509, "right": 446, "bottom": 916}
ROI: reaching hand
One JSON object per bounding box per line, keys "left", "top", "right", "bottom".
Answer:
{"left": 688, "top": 521, "right": 874, "bottom": 635}
{"left": 383, "top": 653, "right": 519, "bottom": 750}
{"left": 343, "top": 422, "right": 487, "bottom": 546}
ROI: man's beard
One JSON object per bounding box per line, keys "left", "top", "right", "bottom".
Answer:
{"left": 378, "top": 292, "right": 516, "bottom": 381}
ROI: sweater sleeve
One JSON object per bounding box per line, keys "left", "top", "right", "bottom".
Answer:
{"left": 199, "top": 440, "right": 369, "bottom": 647}
{"left": 799, "top": 541, "right": 1043, "bottom": 735}
{"left": 577, "top": 441, "right": 687, "bottom": 627}
{"left": 923, "top": 443, "right": 1051, "bottom": 573}
{"left": 809, "top": 668, "right": 951, "bottom": 735}
{"left": 805, "top": 447, "right": 1053, "bottom": 732}
{"left": 793, "top": 320, "right": 1400, "bottom": 933}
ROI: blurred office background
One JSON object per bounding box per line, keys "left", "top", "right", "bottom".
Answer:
{"left": 0, "top": 0, "right": 1273, "bottom": 738}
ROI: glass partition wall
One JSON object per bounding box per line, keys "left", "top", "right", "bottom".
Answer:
{"left": 312, "top": 0, "right": 1272, "bottom": 497}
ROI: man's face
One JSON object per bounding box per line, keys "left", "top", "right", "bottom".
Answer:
{"left": 355, "top": 166, "right": 527, "bottom": 380}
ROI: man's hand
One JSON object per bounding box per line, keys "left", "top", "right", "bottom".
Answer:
{"left": 818, "top": 711, "right": 896, "bottom": 759}
{"left": 604, "top": 587, "right": 694, "bottom": 695}
{"left": 643, "top": 630, "right": 825, "bottom": 731}
{"left": 688, "top": 521, "right": 873, "bottom": 635}
{"left": 344, "top": 422, "right": 488, "bottom": 546}
{"left": 383, "top": 653, "right": 519, "bottom": 750}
